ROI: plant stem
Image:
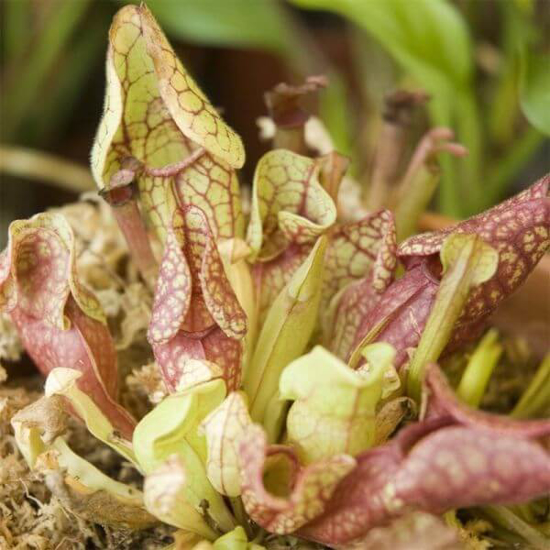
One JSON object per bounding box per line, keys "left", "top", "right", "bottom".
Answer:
{"left": 100, "top": 175, "right": 158, "bottom": 289}
{"left": 483, "top": 505, "right": 550, "bottom": 550}
{"left": 110, "top": 201, "right": 158, "bottom": 289}
{"left": 511, "top": 353, "right": 550, "bottom": 419}
{"left": 229, "top": 497, "right": 253, "bottom": 538}
{"left": 319, "top": 152, "right": 350, "bottom": 204}
{"left": 393, "top": 165, "right": 439, "bottom": 242}
{"left": 457, "top": 329, "right": 502, "bottom": 408}
{"left": 366, "top": 91, "right": 426, "bottom": 211}
{"left": 407, "top": 235, "right": 498, "bottom": 401}
{"left": 0, "top": 146, "right": 95, "bottom": 193}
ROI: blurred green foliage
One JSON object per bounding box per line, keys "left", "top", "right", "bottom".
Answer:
{"left": 1, "top": 0, "right": 105, "bottom": 144}
{"left": 520, "top": 49, "right": 550, "bottom": 135}
{"left": 141, "top": 0, "right": 299, "bottom": 56}
{"left": 293, "top": 0, "right": 548, "bottom": 215}
{"left": 1, "top": 0, "right": 548, "bottom": 219}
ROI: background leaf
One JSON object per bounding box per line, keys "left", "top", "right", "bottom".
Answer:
{"left": 137, "top": 0, "right": 299, "bottom": 57}
{"left": 292, "top": 0, "right": 483, "bottom": 216}
{"left": 519, "top": 48, "right": 550, "bottom": 136}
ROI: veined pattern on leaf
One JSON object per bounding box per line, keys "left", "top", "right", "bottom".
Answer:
{"left": 148, "top": 226, "right": 191, "bottom": 345}
{"left": 391, "top": 426, "right": 550, "bottom": 514}
{"left": 346, "top": 262, "right": 438, "bottom": 368}
{"left": 0, "top": 213, "right": 105, "bottom": 327}
{"left": 336, "top": 177, "right": 549, "bottom": 370}
{"left": 302, "top": 415, "right": 550, "bottom": 545}
{"left": 201, "top": 231, "right": 247, "bottom": 339}
{"left": 300, "top": 445, "right": 400, "bottom": 545}
{"left": 239, "top": 425, "right": 355, "bottom": 535}
{"left": 399, "top": 175, "right": 550, "bottom": 344}
{"left": 201, "top": 391, "right": 252, "bottom": 496}
{"left": 324, "top": 209, "right": 397, "bottom": 304}
{"left": 323, "top": 210, "right": 397, "bottom": 358}
{"left": 249, "top": 148, "right": 398, "bottom": 324}
{"left": 338, "top": 511, "right": 462, "bottom": 550}
{"left": 252, "top": 243, "right": 311, "bottom": 323}
{"left": 9, "top": 302, "right": 128, "bottom": 429}
{"left": 148, "top": 206, "right": 246, "bottom": 392}
{"left": 400, "top": 176, "right": 550, "bottom": 260}
{"left": 0, "top": 214, "right": 135, "bottom": 438}
{"left": 326, "top": 277, "right": 381, "bottom": 361}
{"left": 280, "top": 346, "right": 387, "bottom": 463}
{"left": 91, "top": 4, "right": 244, "bottom": 244}
{"left": 138, "top": 4, "right": 244, "bottom": 167}
{"left": 247, "top": 150, "right": 337, "bottom": 261}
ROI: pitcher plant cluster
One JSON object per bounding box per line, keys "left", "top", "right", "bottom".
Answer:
{"left": 2, "top": 5, "right": 550, "bottom": 549}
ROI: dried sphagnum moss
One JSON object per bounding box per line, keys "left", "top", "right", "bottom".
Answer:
{"left": 126, "top": 363, "right": 168, "bottom": 408}
{"left": 0, "top": 373, "right": 93, "bottom": 550}
{"left": 0, "top": 373, "right": 175, "bottom": 549}
{"left": 0, "top": 314, "right": 22, "bottom": 364}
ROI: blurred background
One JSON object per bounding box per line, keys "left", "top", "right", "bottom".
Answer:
{"left": 1, "top": 0, "right": 549, "bottom": 245}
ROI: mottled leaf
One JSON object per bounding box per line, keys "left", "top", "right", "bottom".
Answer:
{"left": 248, "top": 150, "right": 397, "bottom": 324}
{"left": 300, "top": 435, "right": 401, "bottom": 545}
{"left": 92, "top": 3, "right": 244, "bottom": 178}
{"left": 347, "top": 261, "right": 439, "bottom": 368}
{"left": 323, "top": 209, "right": 397, "bottom": 307}
{"left": 391, "top": 426, "right": 550, "bottom": 515}
{"left": 407, "top": 233, "right": 498, "bottom": 399}
{"left": 0, "top": 212, "right": 104, "bottom": 326}
{"left": 239, "top": 424, "right": 355, "bottom": 534}
{"left": 251, "top": 243, "right": 311, "bottom": 326}
{"left": 339, "top": 511, "right": 462, "bottom": 550}
{"left": 201, "top": 391, "right": 252, "bottom": 497}
{"left": 279, "top": 346, "right": 388, "bottom": 463}
{"left": 148, "top": 207, "right": 247, "bottom": 393}
{"left": 400, "top": 175, "right": 550, "bottom": 350}
{"left": 217, "top": 238, "right": 258, "bottom": 376}
{"left": 324, "top": 211, "right": 397, "bottom": 360}
{"left": 0, "top": 213, "right": 135, "bottom": 438}
{"left": 347, "top": 176, "right": 549, "bottom": 375}
{"left": 148, "top": 224, "right": 192, "bottom": 346}
{"left": 301, "top": 417, "right": 550, "bottom": 545}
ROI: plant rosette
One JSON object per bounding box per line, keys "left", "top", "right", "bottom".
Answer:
{"left": 3, "top": 4, "right": 550, "bottom": 550}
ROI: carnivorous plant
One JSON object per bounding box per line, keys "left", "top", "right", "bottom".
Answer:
{"left": 4, "top": 4, "right": 549, "bottom": 549}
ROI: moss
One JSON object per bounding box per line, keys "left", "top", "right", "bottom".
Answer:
{"left": 0, "top": 375, "right": 174, "bottom": 549}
